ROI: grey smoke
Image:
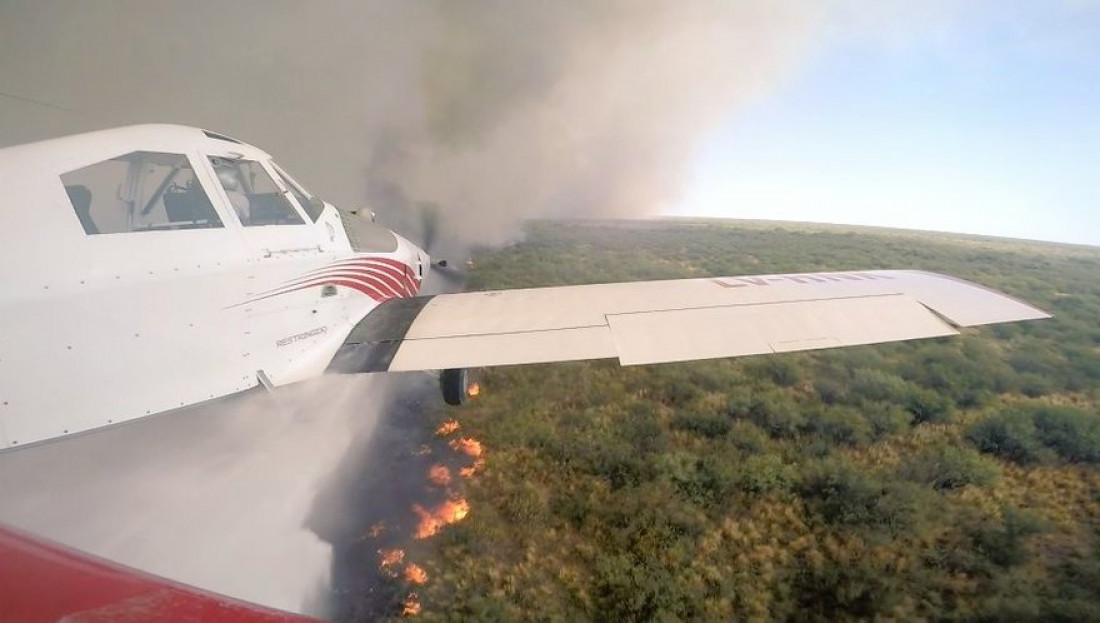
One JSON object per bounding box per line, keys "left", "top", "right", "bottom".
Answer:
{"left": 0, "top": 375, "right": 384, "bottom": 614}
{"left": 0, "top": 0, "right": 821, "bottom": 245}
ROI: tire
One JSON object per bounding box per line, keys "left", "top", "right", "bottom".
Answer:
{"left": 440, "top": 368, "right": 468, "bottom": 406}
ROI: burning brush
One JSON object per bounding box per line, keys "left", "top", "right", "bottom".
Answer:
{"left": 436, "top": 419, "right": 460, "bottom": 436}
{"left": 428, "top": 464, "right": 453, "bottom": 487}
{"left": 403, "top": 563, "right": 428, "bottom": 585}
{"left": 378, "top": 548, "right": 405, "bottom": 578}
{"left": 358, "top": 407, "right": 487, "bottom": 617}
{"left": 448, "top": 437, "right": 483, "bottom": 458}
{"left": 449, "top": 437, "right": 486, "bottom": 477}
{"left": 412, "top": 498, "right": 471, "bottom": 539}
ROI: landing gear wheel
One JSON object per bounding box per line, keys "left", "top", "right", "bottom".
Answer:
{"left": 440, "top": 368, "right": 469, "bottom": 406}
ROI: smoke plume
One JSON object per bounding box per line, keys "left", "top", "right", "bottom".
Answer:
{"left": 0, "top": 0, "right": 820, "bottom": 245}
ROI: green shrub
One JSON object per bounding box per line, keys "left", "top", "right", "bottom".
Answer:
{"left": 745, "top": 356, "right": 802, "bottom": 387}
{"left": 1016, "top": 373, "right": 1056, "bottom": 398}
{"left": 812, "top": 375, "right": 848, "bottom": 405}
{"left": 800, "top": 459, "right": 926, "bottom": 534}
{"left": 565, "top": 438, "right": 656, "bottom": 489}
{"left": 862, "top": 402, "right": 913, "bottom": 438}
{"left": 791, "top": 555, "right": 902, "bottom": 619}
{"left": 850, "top": 368, "right": 912, "bottom": 403}
{"left": 967, "top": 405, "right": 1100, "bottom": 464}
{"left": 966, "top": 409, "right": 1049, "bottom": 464}
{"left": 898, "top": 443, "right": 1001, "bottom": 491}
{"left": 726, "top": 387, "right": 755, "bottom": 418}
{"left": 622, "top": 403, "right": 669, "bottom": 453}
{"left": 901, "top": 344, "right": 1002, "bottom": 406}
{"left": 671, "top": 410, "right": 732, "bottom": 439}
{"left": 726, "top": 420, "right": 770, "bottom": 454}
{"left": 808, "top": 406, "right": 872, "bottom": 446}
{"left": 736, "top": 454, "right": 796, "bottom": 494}
{"left": 727, "top": 388, "right": 806, "bottom": 439}
{"left": 652, "top": 378, "right": 703, "bottom": 406}
{"left": 656, "top": 452, "right": 738, "bottom": 505}
{"left": 500, "top": 481, "right": 547, "bottom": 523}
{"left": 1032, "top": 406, "right": 1100, "bottom": 463}
{"left": 969, "top": 507, "right": 1050, "bottom": 568}
{"left": 904, "top": 387, "right": 955, "bottom": 424}
{"left": 592, "top": 553, "right": 693, "bottom": 621}
{"left": 746, "top": 392, "right": 805, "bottom": 439}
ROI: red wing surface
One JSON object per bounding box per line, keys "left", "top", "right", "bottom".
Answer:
{"left": 0, "top": 523, "right": 317, "bottom": 623}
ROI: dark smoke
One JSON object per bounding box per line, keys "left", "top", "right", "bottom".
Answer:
{"left": 0, "top": 0, "right": 820, "bottom": 246}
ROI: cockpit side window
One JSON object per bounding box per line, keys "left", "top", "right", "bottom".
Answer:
{"left": 60, "top": 151, "right": 223, "bottom": 234}
{"left": 271, "top": 162, "right": 325, "bottom": 222}
{"left": 209, "top": 157, "right": 304, "bottom": 227}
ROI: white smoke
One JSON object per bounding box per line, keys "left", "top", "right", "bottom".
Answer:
{"left": 0, "top": 375, "right": 385, "bottom": 614}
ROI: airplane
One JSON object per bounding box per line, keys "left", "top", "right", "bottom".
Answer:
{"left": 0, "top": 124, "right": 1050, "bottom": 620}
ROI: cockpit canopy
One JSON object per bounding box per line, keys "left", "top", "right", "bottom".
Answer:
{"left": 59, "top": 149, "right": 328, "bottom": 235}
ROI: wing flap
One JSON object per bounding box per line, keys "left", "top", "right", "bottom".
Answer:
{"left": 389, "top": 326, "right": 615, "bottom": 371}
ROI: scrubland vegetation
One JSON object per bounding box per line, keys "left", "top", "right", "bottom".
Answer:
{"left": 407, "top": 220, "right": 1100, "bottom": 621}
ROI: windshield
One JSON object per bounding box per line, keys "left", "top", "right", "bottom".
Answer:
{"left": 209, "top": 158, "right": 304, "bottom": 227}
{"left": 271, "top": 162, "right": 325, "bottom": 222}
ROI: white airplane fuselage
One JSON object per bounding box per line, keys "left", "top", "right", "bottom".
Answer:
{"left": 0, "top": 125, "right": 425, "bottom": 450}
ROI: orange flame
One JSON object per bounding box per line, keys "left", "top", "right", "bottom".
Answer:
{"left": 403, "top": 592, "right": 421, "bottom": 617}
{"left": 427, "top": 464, "right": 452, "bottom": 487}
{"left": 467, "top": 382, "right": 481, "bottom": 397}
{"left": 460, "top": 458, "right": 486, "bottom": 478}
{"left": 378, "top": 548, "right": 405, "bottom": 577}
{"left": 413, "top": 498, "right": 471, "bottom": 539}
{"left": 449, "top": 437, "right": 483, "bottom": 458}
{"left": 404, "top": 563, "right": 428, "bottom": 585}
{"left": 436, "top": 419, "right": 460, "bottom": 436}
{"left": 440, "top": 498, "right": 470, "bottom": 522}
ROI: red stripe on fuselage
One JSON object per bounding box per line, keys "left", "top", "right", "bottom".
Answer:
{"left": 302, "top": 260, "right": 417, "bottom": 295}
{"left": 239, "top": 276, "right": 390, "bottom": 306}
{"left": 271, "top": 277, "right": 391, "bottom": 302}
{"left": 300, "top": 267, "right": 409, "bottom": 298}
{"left": 230, "top": 255, "right": 420, "bottom": 308}
{"left": 319, "top": 257, "right": 420, "bottom": 290}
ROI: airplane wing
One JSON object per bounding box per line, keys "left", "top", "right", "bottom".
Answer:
{"left": 0, "top": 522, "right": 317, "bottom": 623}
{"left": 327, "top": 270, "right": 1050, "bottom": 373}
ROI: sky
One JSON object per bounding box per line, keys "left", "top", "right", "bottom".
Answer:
{"left": 675, "top": 0, "right": 1100, "bottom": 246}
